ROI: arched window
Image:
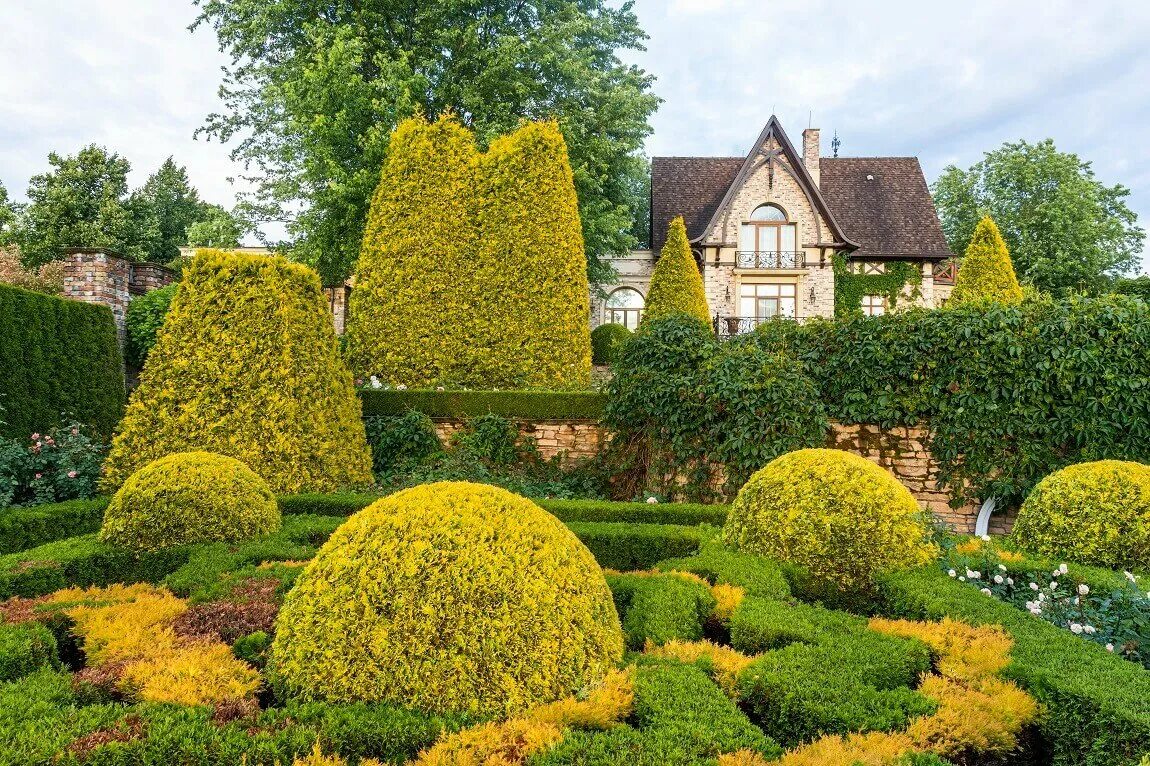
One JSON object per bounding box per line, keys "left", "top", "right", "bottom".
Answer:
{"left": 605, "top": 287, "right": 645, "bottom": 330}
{"left": 740, "top": 204, "right": 798, "bottom": 266}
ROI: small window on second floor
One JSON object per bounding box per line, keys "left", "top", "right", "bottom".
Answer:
{"left": 861, "top": 294, "right": 887, "bottom": 316}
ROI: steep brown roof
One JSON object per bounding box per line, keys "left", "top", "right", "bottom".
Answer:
{"left": 650, "top": 157, "right": 742, "bottom": 252}
{"left": 819, "top": 157, "right": 953, "bottom": 260}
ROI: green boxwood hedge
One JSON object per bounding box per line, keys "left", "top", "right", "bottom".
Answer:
{"left": 0, "top": 498, "right": 109, "bottom": 554}
{"left": 358, "top": 389, "right": 606, "bottom": 419}
{"left": 0, "top": 284, "right": 125, "bottom": 439}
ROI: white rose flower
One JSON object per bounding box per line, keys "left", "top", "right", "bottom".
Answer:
{"left": 1106, "top": 643, "right": 1115, "bottom": 652}
{"left": 948, "top": 569, "right": 957, "bottom": 577}
{"left": 980, "top": 588, "right": 992, "bottom": 596}
{"left": 1030, "top": 582, "right": 1039, "bottom": 591}
{"left": 396, "top": 384, "right": 407, "bottom": 391}
{"left": 1050, "top": 581, "right": 1058, "bottom": 590}
{"left": 959, "top": 576, "right": 966, "bottom": 582}
{"left": 1078, "top": 584, "right": 1090, "bottom": 596}
{"left": 980, "top": 534, "right": 991, "bottom": 542}
{"left": 994, "top": 575, "right": 1004, "bottom": 584}
{"left": 998, "top": 564, "right": 1008, "bottom": 572}
{"left": 965, "top": 569, "right": 977, "bottom": 579}
{"left": 1069, "top": 623, "right": 1083, "bottom": 635}
{"left": 1051, "top": 569, "right": 1061, "bottom": 578}
{"left": 646, "top": 496, "right": 658, "bottom": 504}
{"left": 1006, "top": 577, "right": 1015, "bottom": 586}
{"left": 1083, "top": 625, "right": 1096, "bottom": 634}
{"left": 1059, "top": 563, "right": 1069, "bottom": 574}
{"left": 1125, "top": 571, "right": 1136, "bottom": 583}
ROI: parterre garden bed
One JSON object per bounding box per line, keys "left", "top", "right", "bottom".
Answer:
{"left": 2, "top": 493, "right": 1149, "bottom": 766}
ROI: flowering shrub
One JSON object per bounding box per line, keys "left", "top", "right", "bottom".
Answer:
{"left": 941, "top": 536, "right": 1150, "bottom": 668}
{"left": 0, "top": 423, "right": 105, "bottom": 509}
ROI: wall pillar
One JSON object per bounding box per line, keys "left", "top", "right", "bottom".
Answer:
{"left": 61, "top": 248, "right": 175, "bottom": 347}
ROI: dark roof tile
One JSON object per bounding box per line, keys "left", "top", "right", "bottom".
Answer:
{"left": 650, "top": 157, "right": 743, "bottom": 252}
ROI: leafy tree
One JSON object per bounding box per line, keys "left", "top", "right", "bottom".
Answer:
{"left": 192, "top": 0, "right": 659, "bottom": 286}
{"left": 1113, "top": 275, "right": 1150, "bottom": 301}
{"left": 643, "top": 216, "right": 710, "bottom": 325}
{"left": 128, "top": 158, "right": 206, "bottom": 263}
{"left": 16, "top": 145, "right": 153, "bottom": 267}
{"left": 345, "top": 115, "right": 479, "bottom": 386}
{"left": 185, "top": 204, "right": 246, "bottom": 248}
{"left": 932, "top": 139, "right": 1144, "bottom": 294}
{"left": 472, "top": 121, "right": 592, "bottom": 388}
{"left": 949, "top": 216, "right": 1024, "bottom": 305}
{"left": 0, "top": 181, "right": 18, "bottom": 246}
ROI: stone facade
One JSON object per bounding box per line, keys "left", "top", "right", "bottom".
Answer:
{"left": 432, "top": 418, "right": 604, "bottom": 462}
{"left": 61, "top": 249, "right": 174, "bottom": 345}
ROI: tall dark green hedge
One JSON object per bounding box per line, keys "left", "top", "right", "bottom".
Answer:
{"left": 752, "top": 294, "right": 1150, "bottom": 506}
{"left": 0, "top": 284, "right": 124, "bottom": 439}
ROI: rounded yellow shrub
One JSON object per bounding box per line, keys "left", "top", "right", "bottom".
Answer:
{"left": 1011, "top": 460, "right": 1150, "bottom": 568}
{"left": 99, "top": 451, "right": 280, "bottom": 551}
{"left": 722, "top": 449, "right": 937, "bottom": 592}
{"left": 270, "top": 482, "right": 623, "bottom": 716}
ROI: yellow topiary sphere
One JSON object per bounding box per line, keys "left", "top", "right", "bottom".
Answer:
{"left": 99, "top": 451, "right": 280, "bottom": 552}
{"left": 270, "top": 482, "right": 623, "bottom": 716}
{"left": 722, "top": 449, "right": 937, "bottom": 592}
{"left": 1011, "top": 460, "right": 1150, "bottom": 569}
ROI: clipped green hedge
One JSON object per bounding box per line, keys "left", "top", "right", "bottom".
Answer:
{"left": 606, "top": 572, "right": 716, "bottom": 650}
{"left": 0, "top": 498, "right": 108, "bottom": 555}
{"left": 566, "top": 522, "right": 706, "bottom": 571}
{"left": 877, "top": 565, "right": 1150, "bottom": 766}
{"left": 358, "top": 389, "right": 606, "bottom": 420}
{"left": 0, "top": 622, "right": 59, "bottom": 682}
{"left": 0, "top": 283, "right": 125, "bottom": 439}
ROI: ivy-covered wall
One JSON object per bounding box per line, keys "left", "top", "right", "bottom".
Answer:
{"left": 832, "top": 253, "right": 922, "bottom": 318}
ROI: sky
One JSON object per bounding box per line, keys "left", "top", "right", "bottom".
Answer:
{"left": 1, "top": 0, "right": 1147, "bottom": 272}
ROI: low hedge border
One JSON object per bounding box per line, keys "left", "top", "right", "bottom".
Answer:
{"left": 0, "top": 499, "right": 109, "bottom": 555}
{"left": 877, "top": 565, "right": 1150, "bottom": 766}
{"left": 606, "top": 572, "right": 716, "bottom": 650}
{"left": 358, "top": 389, "right": 608, "bottom": 419}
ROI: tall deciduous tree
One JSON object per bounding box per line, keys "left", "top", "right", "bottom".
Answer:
{"left": 345, "top": 115, "right": 479, "bottom": 386}
{"left": 950, "top": 216, "right": 1024, "bottom": 306}
{"left": 129, "top": 157, "right": 206, "bottom": 263}
{"left": 0, "top": 182, "right": 18, "bottom": 246}
{"left": 16, "top": 145, "right": 153, "bottom": 267}
{"left": 643, "top": 216, "right": 710, "bottom": 325}
{"left": 186, "top": 204, "right": 247, "bottom": 248}
{"left": 932, "top": 139, "right": 1144, "bottom": 295}
{"left": 192, "top": 0, "right": 659, "bottom": 286}
{"left": 472, "top": 121, "right": 591, "bottom": 388}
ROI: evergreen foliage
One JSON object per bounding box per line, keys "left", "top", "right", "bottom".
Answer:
{"left": 0, "top": 283, "right": 124, "bottom": 439}
{"left": 125, "top": 283, "right": 177, "bottom": 368}
{"left": 643, "top": 217, "right": 710, "bottom": 325}
{"left": 100, "top": 451, "right": 280, "bottom": 552}
{"left": 472, "top": 121, "right": 592, "bottom": 387}
{"left": 102, "top": 250, "right": 373, "bottom": 494}
{"left": 591, "top": 323, "right": 632, "bottom": 365}
{"left": 345, "top": 115, "right": 478, "bottom": 386}
{"left": 269, "top": 482, "right": 623, "bottom": 715}
{"left": 949, "top": 217, "right": 1023, "bottom": 305}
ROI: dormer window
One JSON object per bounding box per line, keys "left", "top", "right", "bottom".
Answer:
{"left": 738, "top": 204, "right": 800, "bottom": 268}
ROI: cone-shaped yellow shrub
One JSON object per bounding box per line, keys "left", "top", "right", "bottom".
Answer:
{"left": 270, "top": 482, "right": 623, "bottom": 716}
{"left": 100, "top": 451, "right": 279, "bottom": 551}
{"left": 101, "top": 250, "right": 373, "bottom": 494}
{"left": 950, "top": 216, "right": 1023, "bottom": 305}
{"left": 643, "top": 216, "right": 710, "bottom": 325}
{"left": 723, "top": 449, "right": 937, "bottom": 592}
{"left": 1011, "top": 460, "right": 1150, "bottom": 568}
{"left": 470, "top": 121, "right": 592, "bottom": 388}
{"left": 345, "top": 115, "right": 479, "bottom": 385}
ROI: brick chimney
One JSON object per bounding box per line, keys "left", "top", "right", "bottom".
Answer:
{"left": 802, "top": 128, "right": 821, "bottom": 185}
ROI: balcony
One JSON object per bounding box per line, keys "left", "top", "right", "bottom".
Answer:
{"left": 715, "top": 315, "right": 799, "bottom": 339}
{"left": 735, "top": 250, "right": 806, "bottom": 269}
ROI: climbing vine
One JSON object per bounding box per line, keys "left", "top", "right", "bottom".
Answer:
{"left": 832, "top": 253, "right": 922, "bottom": 318}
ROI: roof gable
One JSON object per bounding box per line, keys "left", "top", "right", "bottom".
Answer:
{"left": 650, "top": 157, "right": 743, "bottom": 252}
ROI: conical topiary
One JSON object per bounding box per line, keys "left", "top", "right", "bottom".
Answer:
{"left": 101, "top": 249, "right": 373, "bottom": 494}
{"left": 949, "top": 216, "right": 1024, "bottom": 305}
{"left": 344, "top": 114, "right": 479, "bottom": 386}
{"left": 469, "top": 121, "right": 592, "bottom": 387}
{"left": 643, "top": 216, "right": 710, "bottom": 325}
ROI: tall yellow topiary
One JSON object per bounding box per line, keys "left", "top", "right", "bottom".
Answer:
{"left": 269, "top": 482, "right": 623, "bottom": 717}
{"left": 643, "top": 216, "right": 710, "bottom": 325}
{"left": 949, "top": 216, "right": 1024, "bottom": 305}
{"left": 470, "top": 121, "right": 592, "bottom": 388}
{"left": 345, "top": 115, "right": 479, "bottom": 386}
{"left": 101, "top": 250, "right": 373, "bottom": 494}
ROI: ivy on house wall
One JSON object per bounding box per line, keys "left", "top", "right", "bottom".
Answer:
{"left": 832, "top": 253, "right": 922, "bottom": 318}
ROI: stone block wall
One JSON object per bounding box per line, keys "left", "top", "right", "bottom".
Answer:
{"left": 432, "top": 418, "right": 604, "bottom": 462}
{"left": 324, "top": 285, "right": 351, "bottom": 335}
{"left": 61, "top": 249, "right": 175, "bottom": 346}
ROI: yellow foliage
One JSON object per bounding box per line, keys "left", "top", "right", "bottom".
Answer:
{"left": 778, "top": 731, "right": 912, "bottom": 766}
{"left": 1011, "top": 459, "right": 1150, "bottom": 569}
{"left": 722, "top": 449, "right": 938, "bottom": 592}
{"left": 101, "top": 249, "right": 373, "bottom": 494}
{"left": 414, "top": 719, "right": 564, "bottom": 766}
{"left": 645, "top": 640, "right": 754, "bottom": 699}
{"left": 643, "top": 216, "right": 711, "bottom": 325}
{"left": 868, "top": 618, "right": 1012, "bottom": 680}
{"left": 99, "top": 451, "right": 280, "bottom": 551}
{"left": 718, "top": 750, "right": 776, "bottom": 766}
{"left": 905, "top": 675, "right": 1038, "bottom": 759}
{"left": 950, "top": 216, "right": 1023, "bottom": 306}
{"left": 528, "top": 668, "right": 634, "bottom": 730}
{"left": 710, "top": 583, "right": 745, "bottom": 623}
{"left": 270, "top": 482, "right": 623, "bottom": 716}
{"left": 292, "top": 744, "right": 348, "bottom": 766}
{"left": 53, "top": 583, "right": 259, "bottom": 706}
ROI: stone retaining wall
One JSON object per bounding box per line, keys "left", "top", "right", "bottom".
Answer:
{"left": 432, "top": 419, "right": 604, "bottom": 462}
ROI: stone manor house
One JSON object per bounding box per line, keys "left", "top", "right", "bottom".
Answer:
{"left": 591, "top": 116, "right": 956, "bottom": 335}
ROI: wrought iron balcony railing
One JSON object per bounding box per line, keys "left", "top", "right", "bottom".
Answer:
{"left": 735, "top": 250, "right": 806, "bottom": 269}
{"left": 714, "top": 315, "right": 798, "bottom": 339}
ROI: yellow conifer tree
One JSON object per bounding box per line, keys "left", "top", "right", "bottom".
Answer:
{"left": 950, "top": 216, "right": 1024, "bottom": 305}
{"left": 344, "top": 114, "right": 479, "bottom": 385}
{"left": 643, "top": 216, "right": 711, "bottom": 325}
